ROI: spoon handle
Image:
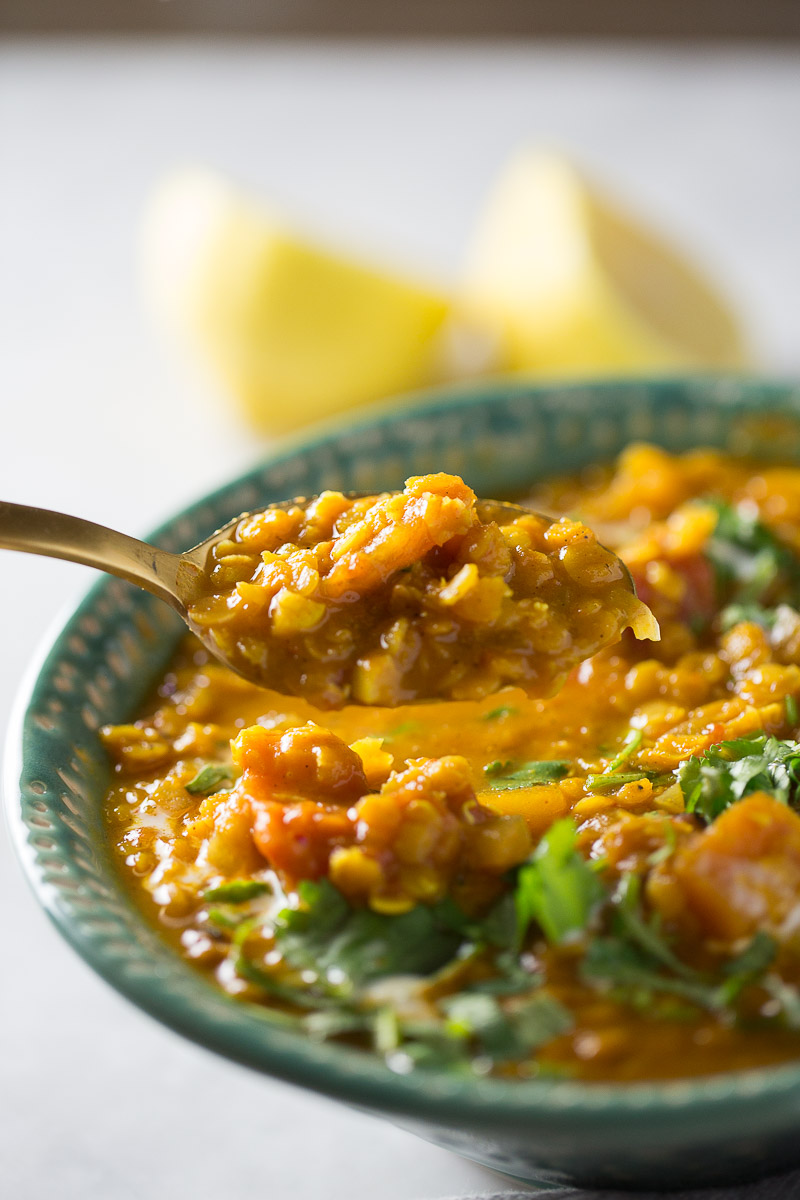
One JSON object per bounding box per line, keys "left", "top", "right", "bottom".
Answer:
{"left": 0, "top": 500, "right": 193, "bottom": 611}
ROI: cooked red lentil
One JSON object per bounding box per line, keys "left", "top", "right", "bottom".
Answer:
{"left": 104, "top": 445, "right": 800, "bottom": 1082}
{"left": 186, "top": 472, "right": 656, "bottom": 707}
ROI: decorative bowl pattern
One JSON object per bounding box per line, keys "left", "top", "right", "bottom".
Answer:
{"left": 9, "top": 375, "right": 800, "bottom": 1191}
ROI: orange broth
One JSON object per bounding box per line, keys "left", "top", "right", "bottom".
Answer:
{"left": 103, "top": 445, "right": 800, "bottom": 1082}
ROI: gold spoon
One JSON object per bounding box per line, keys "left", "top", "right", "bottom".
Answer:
{"left": 0, "top": 496, "right": 643, "bottom": 697}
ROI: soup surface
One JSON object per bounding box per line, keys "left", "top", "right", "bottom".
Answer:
{"left": 187, "top": 472, "right": 654, "bottom": 706}
{"left": 104, "top": 444, "right": 800, "bottom": 1082}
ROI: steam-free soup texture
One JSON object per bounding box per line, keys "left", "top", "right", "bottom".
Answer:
{"left": 187, "top": 473, "right": 653, "bottom": 706}
{"left": 104, "top": 445, "right": 800, "bottom": 1082}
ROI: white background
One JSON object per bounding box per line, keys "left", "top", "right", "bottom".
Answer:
{"left": 1, "top": 39, "right": 799, "bottom": 1200}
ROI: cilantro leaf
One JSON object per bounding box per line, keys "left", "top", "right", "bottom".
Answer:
{"left": 584, "top": 730, "right": 673, "bottom": 792}
{"left": 718, "top": 931, "right": 778, "bottom": 1005}
{"left": 706, "top": 500, "right": 800, "bottom": 608}
{"left": 678, "top": 733, "right": 800, "bottom": 822}
{"left": 763, "top": 977, "right": 800, "bottom": 1031}
{"left": 203, "top": 879, "right": 271, "bottom": 904}
{"left": 483, "top": 759, "right": 570, "bottom": 789}
{"left": 580, "top": 936, "right": 721, "bottom": 1009}
{"left": 612, "top": 874, "right": 700, "bottom": 981}
{"left": 514, "top": 820, "right": 606, "bottom": 946}
{"left": 274, "top": 879, "right": 462, "bottom": 991}
{"left": 234, "top": 944, "right": 336, "bottom": 1010}
{"left": 443, "top": 991, "right": 573, "bottom": 1059}
{"left": 603, "top": 728, "right": 643, "bottom": 772}
{"left": 719, "top": 602, "right": 779, "bottom": 632}
{"left": 582, "top": 895, "right": 779, "bottom": 1016}
{"left": 482, "top": 706, "right": 519, "bottom": 721}
{"left": 585, "top": 771, "right": 671, "bottom": 792}
{"left": 185, "top": 763, "right": 234, "bottom": 795}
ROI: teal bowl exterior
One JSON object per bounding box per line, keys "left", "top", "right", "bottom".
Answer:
{"left": 10, "top": 375, "right": 800, "bottom": 1192}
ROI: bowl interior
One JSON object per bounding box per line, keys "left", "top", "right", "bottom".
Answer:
{"left": 11, "top": 374, "right": 800, "bottom": 1137}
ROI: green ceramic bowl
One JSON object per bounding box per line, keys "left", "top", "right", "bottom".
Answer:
{"left": 10, "top": 376, "right": 800, "bottom": 1192}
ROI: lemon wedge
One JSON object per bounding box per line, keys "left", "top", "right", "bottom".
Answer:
{"left": 460, "top": 151, "right": 748, "bottom": 376}
{"left": 141, "top": 170, "right": 452, "bottom": 433}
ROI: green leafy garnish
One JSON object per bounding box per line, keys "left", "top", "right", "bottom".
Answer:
{"left": 763, "top": 977, "right": 800, "bottom": 1031}
{"left": 583, "top": 887, "right": 779, "bottom": 1015}
{"left": 718, "top": 931, "right": 778, "bottom": 1005}
{"left": 719, "top": 602, "right": 779, "bottom": 632}
{"left": 647, "top": 821, "right": 678, "bottom": 867}
{"left": 585, "top": 772, "right": 652, "bottom": 792}
{"left": 787, "top": 694, "right": 799, "bottom": 727}
{"left": 483, "top": 759, "right": 570, "bottom": 789}
{"left": 583, "top": 728, "right": 661, "bottom": 792}
{"left": 206, "top": 907, "right": 245, "bottom": 932}
{"left": 604, "top": 728, "right": 643, "bottom": 772}
{"left": 235, "top": 950, "right": 339, "bottom": 1010}
{"left": 482, "top": 706, "right": 520, "bottom": 721}
{"left": 706, "top": 499, "right": 800, "bottom": 607}
{"left": 203, "top": 879, "right": 271, "bottom": 904}
{"left": 373, "top": 1006, "right": 401, "bottom": 1054}
{"left": 185, "top": 763, "right": 234, "bottom": 795}
{"left": 612, "top": 874, "right": 699, "bottom": 981}
{"left": 443, "top": 991, "right": 573, "bottom": 1059}
{"left": 274, "top": 879, "right": 462, "bottom": 991}
{"left": 678, "top": 733, "right": 800, "bottom": 822}
{"left": 384, "top": 721, "right": 420, "bottom": 740}
{"left": 514, "top": 820, "right": 606, "bottom": 945}
{"left": 580, "top": 936, "right": 721, "bottom": 1009}
{"left": 303, "top": 1009, "right": 372, "bottom": 1040}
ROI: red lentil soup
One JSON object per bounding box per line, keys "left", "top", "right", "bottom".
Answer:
{"left": 187, "top": 473, "right": 654, "bottom": 707}
{"left": 103, "top": 445, "right": 800, "bottom": 1083}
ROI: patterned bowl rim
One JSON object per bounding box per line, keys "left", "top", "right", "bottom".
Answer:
{"left": 10, "top": 371, "right": 800, "bottom": 1130}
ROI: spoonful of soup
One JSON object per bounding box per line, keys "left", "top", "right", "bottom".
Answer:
{"left": 0, "top": 473, "right": 657, "bottom": 707}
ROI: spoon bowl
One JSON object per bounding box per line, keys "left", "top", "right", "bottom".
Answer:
{"left": 0, "top": 492, "right": 642, "bottom": 703}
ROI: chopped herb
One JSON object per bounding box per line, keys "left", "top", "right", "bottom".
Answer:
{"left": 580, "top": 937, "right": 719, "bottom": 1010}
{"left": 763, "top": 977, "right": 800, "bottom": 1031}
{"left": 444, "top": 993, "right": 505, "bottom": 1043}
{"left": 483, "top": 759, "right": 512, "bottom": 777}
{"left": 203, "top": 879, "right": 271, "bottom": 904}
{"left": 514, "top": 819, "right": 606, "bottom": 946}
{"left": 467, "top": 954, "right": 543, "bottom": 996}
{"left": 604, "top": 728, "right": 643, "bottom": 773}
{"left": 583, "top": 728, "right": 659, "bottom": 792}
{"left": 482, "top": 706, "right": 520, "bottom": 721}
{"left": 235, "top": 950, "right": 339, "bottom": 1010}
{"left": 647, "top": 821, "right": 678, "bottom": 867}
{"left": 718, "top": 931, "right": 777, "bottom": 1005}
{"left": 483, "top": 759, "right": 571, "bottom": 789}
{"left": 706, "top": 499, "right": 800, "bottom": 608}
{"left": 303, "top": 1009, "right": 372, "bottom": 1040}
{"left": 585, "top": 771, "right": 652, "bottom": 792}
{"left": 373, "top": 1007, "right": 401, "bottom": 1054}
{"left": 510, "top": 992, "right": 574, "bottom": 1051}
{"left": 442, "top": 991, "right": 573, "bottom": 1059}
{"left": 613, "top": 874, "right": 700, "bottom": 982}
{"left": 206, "top": 906, "right": 245, "bottom": 932}
{"left": 385, "top": 721, "right": 420, "bottom": 740}
{"left": 787, "top": 695, "right": 799, "bottom": 727}
{"left": 719, "top": 602, "right": 779, "bottom": 632}
{"left": 185, "top": 763, "right": 234, "bottom": 795}
{"left": 475, "top": 892, "right": 520, "bottom": 950}
{"left": 274, "top": 879, "right": 462, "bottom": 991}
{"left": 385, "top": 1021, "right": 468, "bottom": 1072}
{"left": 678, "top": 733, "right": 800, "bottom": 822}
{"left": 582, "top": 892, "right": 779, "bottom": 1016}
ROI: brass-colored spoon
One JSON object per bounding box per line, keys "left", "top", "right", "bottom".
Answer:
{"left": 0, "top": 496, "right": 641, "bottom": 696}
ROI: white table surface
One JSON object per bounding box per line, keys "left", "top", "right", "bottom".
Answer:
{"left": 1, "top": 37, "right": 800, "bottom": 1200}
